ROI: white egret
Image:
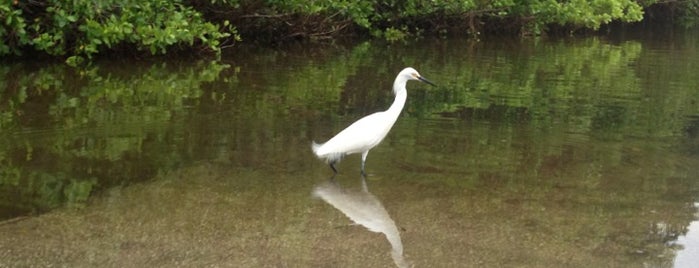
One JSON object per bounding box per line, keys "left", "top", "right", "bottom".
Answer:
{"left": 312, "top": 67, "right": 435, "bottom": 175}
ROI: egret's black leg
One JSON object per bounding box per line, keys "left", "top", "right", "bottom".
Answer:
{"left": 360, "top": 172, "right": 368, "bottom": 192}
{"left": 329, "top": 161, "right": 338, "bottom": 174}
{"left": 361, "top": 151, "right": 369, "bottom": 177}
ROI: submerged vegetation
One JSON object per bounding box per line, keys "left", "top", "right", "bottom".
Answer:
{"left": 1, "top": 0, "right": 699, "bottom": 61}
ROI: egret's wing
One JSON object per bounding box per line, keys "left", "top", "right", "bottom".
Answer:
{"left": 317, "top": 112, "right": 391, "bottom": 156}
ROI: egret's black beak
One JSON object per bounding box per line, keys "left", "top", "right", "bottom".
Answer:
{"left": 418, "top": 76, "right": 436, "bottom": 86}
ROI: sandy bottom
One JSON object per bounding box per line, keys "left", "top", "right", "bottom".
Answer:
{"left": 0, "top": 162, "right": 686, "bottom": 267}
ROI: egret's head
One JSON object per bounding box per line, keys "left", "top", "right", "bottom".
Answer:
{"left": 401, "top": 67, "right": 436, "bottom": 86}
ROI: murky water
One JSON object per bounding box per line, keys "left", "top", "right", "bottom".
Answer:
{"left": 1, "top": 31, "right": 699, "bottom": 267}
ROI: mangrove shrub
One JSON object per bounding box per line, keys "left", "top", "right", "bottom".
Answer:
{"left": 1, "top": 0, "right": 699, "bottom": 61}
{"left": 0, "top": 0, "right": 237, "bottom": 63}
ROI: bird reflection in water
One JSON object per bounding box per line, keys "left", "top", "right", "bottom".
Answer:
{"left": 313, "top": 175, "right": 409, "bottom": 268}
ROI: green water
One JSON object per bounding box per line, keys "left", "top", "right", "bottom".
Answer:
{"left": 1, "top": 32, "right": 699, "bottom": 267}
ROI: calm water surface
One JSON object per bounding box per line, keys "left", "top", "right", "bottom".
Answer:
{"left": 1, "top": 31, "right": 699, "bottom": 267}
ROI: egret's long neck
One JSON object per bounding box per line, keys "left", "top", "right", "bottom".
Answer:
{"left": 386, "top": 81, "right": 407, "bottom": 118}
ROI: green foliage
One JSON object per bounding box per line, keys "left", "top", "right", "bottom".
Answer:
{"left": 268, "top": 0, "right": 375, "bottom": 28}
{"left": 673, "top": 0, "right": 699, "bottom": 28}
{"left": 221, "top": 0, "right": 653, "bottom": 41}
{"left": 525, "top": 0, "right": 645, "bottom": 30}
{"left": 382, "top": 26, "right": 409, "bottom": 41}
{"left": 1, "top": 0, "right": 237, "bottom": 61}
{"left": 0, "top": 3, "right": 30, "bottom": 55}
{"left": 2, "top": 0, "right": 699, "bottom": 57}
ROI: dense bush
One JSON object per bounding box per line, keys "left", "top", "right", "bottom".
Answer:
{"left": 0, "top": 0, "right": 238, "bottom": 63}
{"left": 1, "top": 0, "right": 698, "bottom": 61}
{"left": 224, "top": 0, "right": 647, "bottom": 39}
{"left": 183, "top": 0, "right": 699, "bottom": 40}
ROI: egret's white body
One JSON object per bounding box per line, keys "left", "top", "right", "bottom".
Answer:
{"left": 312, "top": 67, "right": 435, "bottom": 175}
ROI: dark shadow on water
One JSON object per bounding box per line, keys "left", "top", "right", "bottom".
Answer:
{"left": 312, "top": 174, "right": 409, "bottom": 268}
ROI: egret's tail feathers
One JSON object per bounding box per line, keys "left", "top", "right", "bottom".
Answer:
{"left": 311, "top": 141, "right": 344, "bottom": 164}
{"left": 311, "top": 141, "right": 322, "bottom": 155}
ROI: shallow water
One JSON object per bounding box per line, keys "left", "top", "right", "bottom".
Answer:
{"left": 1, "top": 31, "right": 699, "bottom": 267}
